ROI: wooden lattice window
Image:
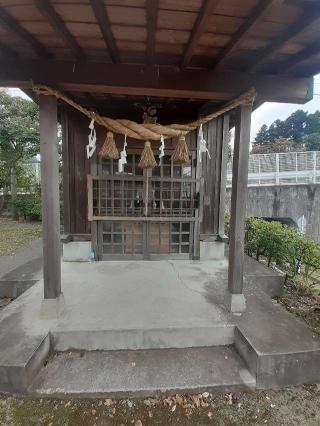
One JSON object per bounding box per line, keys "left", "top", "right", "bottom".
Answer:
{"left": 102, "top": 221, "right": 143, "bottom": 255}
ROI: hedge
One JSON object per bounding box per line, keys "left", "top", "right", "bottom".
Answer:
{"left": 225, "top": 214, "right": 320, "bottom": 293}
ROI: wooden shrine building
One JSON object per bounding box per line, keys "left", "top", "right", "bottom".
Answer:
{"left": 0, "top": 0, "right": 318, "bottom": 313}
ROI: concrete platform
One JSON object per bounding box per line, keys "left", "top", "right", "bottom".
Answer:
{"left": 0, "top": 256, "right": 319, "bottom": 395}
{"left": 52, "top": 259, "right": 234, "bottom": 351}
{"left": 29, "top": 346, "right": 255, "bottom": 398}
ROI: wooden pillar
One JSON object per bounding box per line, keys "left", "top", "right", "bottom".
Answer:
{"left": 39, "top": 95, "right": 61, "bottom": 299}
{"left": 225, "top": 104, "right": 252, "bottom": 313}
{"left": 217, "top": 113, "right": 229, "bottom": 240}
{"left": 61, "top": 108, "right": 71, "bottom": 235}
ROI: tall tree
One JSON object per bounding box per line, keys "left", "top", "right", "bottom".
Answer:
{"left": 306, "top": 111, "right": 320, "bottom": 134}
{"left": 304, "top": 133, "right": 320, "bottom": 151}
{"left": 0, "top": 90, "right": 39, "bottom": 218}
{"left": 284, "top": 109, "right": 307, "bottom": 144}
{"left": 253, "top": 109, "right": 320, "bottom": 153}
{"left": 254, "top": 124, "right": 270, "bottom": 145}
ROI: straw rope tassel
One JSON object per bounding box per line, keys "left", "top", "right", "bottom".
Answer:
{"left": 99, "top": 131, "right": 119, "bottom": 160}
{"left": 172, "top": 135, "right": 190, "bottom": 165}
{"left": 139, "top": 141, "right": 157, "bottom": 169}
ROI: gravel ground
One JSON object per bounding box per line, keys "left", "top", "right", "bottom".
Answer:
{"left": 0, "top": 385, "right": 320, "bottom": 425}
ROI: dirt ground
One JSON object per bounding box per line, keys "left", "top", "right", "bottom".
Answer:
{"left": 278, "top": 282, "right": 320, "bottom": 335}
{"left": 0, "top": 217, "right": 42, "bottom": 256}
{"left": 1, "top": 385, "right": 320, "bottom": 426}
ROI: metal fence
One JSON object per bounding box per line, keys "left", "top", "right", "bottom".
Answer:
{"left": 227, "top": 151, "right": 320, "bottom": 187}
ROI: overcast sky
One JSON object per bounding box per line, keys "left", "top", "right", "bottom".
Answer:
{"left": 5, "top": 74, "right": 320, "bottom": 141}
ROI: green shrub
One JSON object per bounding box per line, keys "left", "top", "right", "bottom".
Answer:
{"left": 242, "top": 216, "right": 320, "bottom": 294}
{"left": 295, "top": 237, "right": 320, "bottom": 291}
{"left": 245, "top": 218, "right": 289, "bottom": 266}
{"left": 14, "top": 192, "right": 42, "bottom": 221}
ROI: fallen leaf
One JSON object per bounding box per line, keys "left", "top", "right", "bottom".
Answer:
{"left": 226, "top": 393, "right": 233, "bottom": 405}
{"left": 64, "top": 401, "right": 71, "bottom": 408}
{"left": 208, "top": 411, "right": 213, "bottom": 419}
{"left": 171, "top": 404, "right": 177, "bottom": 412}
{"left": 185, "top": 407, "right": 193, "bottom": 417}
{"left": 163, "top": 397, "right": 173, "bottom": 407}
{"left": 192, "top": 395, "right": 201, "bottom": 408}
{"left": 91, "top": 409, "right": 97, "bottom": 416}
{"left": 175, "top": 394, "right": 184, "bottom": 405}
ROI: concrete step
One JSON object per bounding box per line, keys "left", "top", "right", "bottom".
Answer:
{"left": 51, "top": 324, "right": 235, "bottom": 351}
{"left": 235, "top": 292, "right": 320, "bottom": 389}
{"left": 0, "top": 333, "right": 50, "bottom": 393}
{"left": 29, "top": 346, "right": 256, "bottom": 398}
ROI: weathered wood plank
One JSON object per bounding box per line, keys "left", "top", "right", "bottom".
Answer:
{"left": 0, "top": 59, "right": 313, "bottom": 103}
{"left": 248, "top": 5, "right": 320, "bottom": 71}
{"left": 212, "top": 0, "right": 283, "bottom": 69}
{"left": 146, "top": 0, "right": 158, "bottom": 64}
{"left": 276, "top": 41, "right": 320, "bottom": 74}
{"left": 90, "top": 0, "right": 120, "bottom": 63}
{"left": 36, "top": 0, "right": 85, "bottom": 61}
{"left": 39, "top": 95, "right": 61, "bottom": 299}
{"left": 0, "top": 5, "right": 50, "bottom": 58}
{"left": 226, "top": 104, "right": 252, "bottom": 312}
{"left": 61, "top": 108, "right": 71, "bottom": 234}
{"left": 87, "top": 175, "right": 93, "bottom": 222}
{"left": 217, "top": 113, "right": 229, "bottom": 240}
{"left": 181, "top": 0, "right": 220, "bottom": 68}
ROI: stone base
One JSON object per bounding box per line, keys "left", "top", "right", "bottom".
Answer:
{"left": 40, "top": 293, "right": 66, "bottom": 319}
{"left": 224, "top": 290, "right": 246, "bottom": 313}
{"left": 63, "top": 241, "right": 92, "bottom": 262}
{"left": 200, "top": 241, "right": 225, "bottom": 260}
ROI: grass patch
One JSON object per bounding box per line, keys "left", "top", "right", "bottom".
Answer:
{"left": 0, "top": 219, "right": 42, "bottom": 256}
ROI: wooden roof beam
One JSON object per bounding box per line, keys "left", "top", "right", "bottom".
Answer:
{"left": 0, "top": 41, "right": 18, "bottom": 58}
{"left": 90, "top": 0, "right": 120, "bottom": 63}
{"left": 0, "top": 6, "right": 50, "bottom": 59}
{"left": 146, "top": 0, "right": 158, "bottom": 64}
{"left": 212, "top": 0, "right": 284, "bottom": 70}
{"left": 181, "top": 0, "right": 220, "bottom": 68}
{"left": 35, "top": 0, "right": 85, "bottom": 62}
{"left": 0, "top": 59, "right": 313, "bottom": 104}
{"left": 277, "top": 42, "right": 320, "bottom": 74}
{"left": 248, "top": 5, "right": 320, "bottom": 72}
